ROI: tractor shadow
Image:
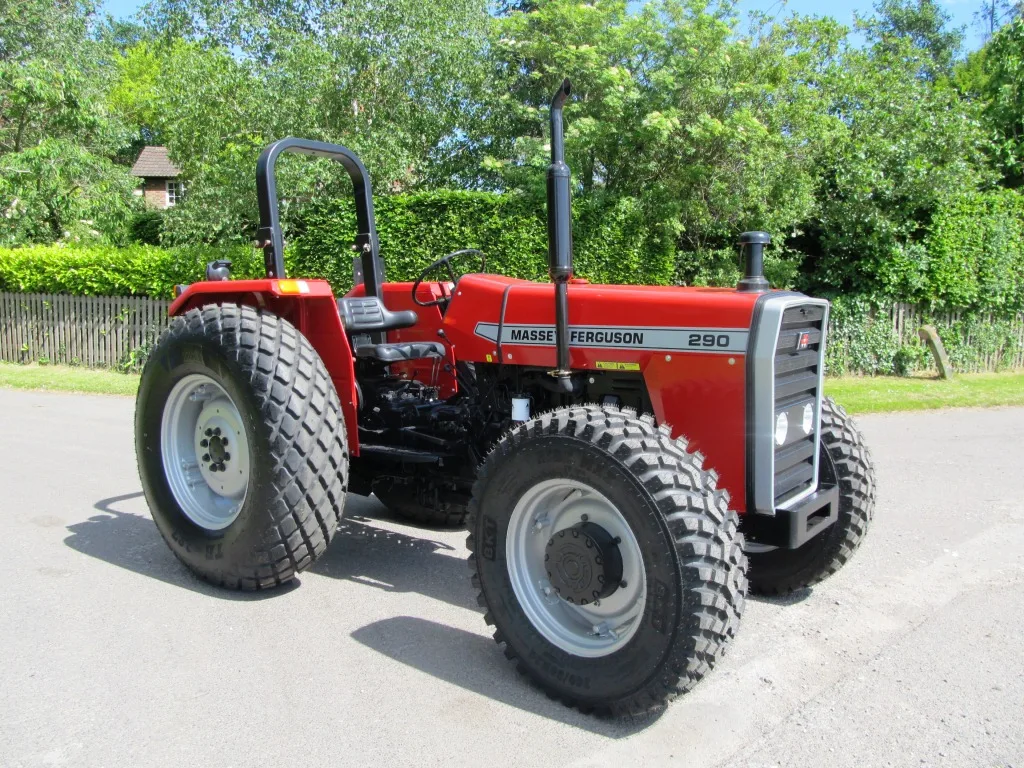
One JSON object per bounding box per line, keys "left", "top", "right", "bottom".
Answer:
{"left": 64, "top": 492, "right": 294, "bottom": 601}
{"left": 351, "top": 615, "right": 663, "bottom": 736}
{"left": 67, "top": 491, "right": 473, "bottom": 609}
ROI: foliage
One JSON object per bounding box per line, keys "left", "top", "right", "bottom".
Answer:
{"left": 824, "top": 291, "right": 1024, "bottom": 376}
{"left": 0, "top": 243, "right": 260, "bottom": 298}
{"left": 979, "top": 19, "right": 1024, "bottom": 188}
{"left": 130, "top": 210, "right": 165, "bottom": 245}
{"left": 144, "top": 0, "right": 491, "bottom": 244}
{"left": 297, "top": 190, "right": 673, "bottom": 291}
{"left": 922, "top": 188, "right": 1024, "bottom": 310}
{"left": 0, "top": 139, "right": 141, "bottom": 245}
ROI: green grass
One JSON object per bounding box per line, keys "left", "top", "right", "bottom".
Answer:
{"left": 0, "top": 363, "right": 140, "bottom": 397}
{"left": 825, "top": 371, "right": 1024, "bottom": 414}
{"left": 2, "top": 362, "right": 1023, "bottom": 414}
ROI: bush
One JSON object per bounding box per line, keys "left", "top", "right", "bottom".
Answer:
{"left": 0, "top": 243, "right": 262, "bottom": 298}
{"left": 922, "top": 189, "right": 1024, "bottom": 312}
{"left": 296, "top": 190, "right": 675, "bottom": 291}
{"left": 130, "top": 210, "right": 166, "bottom": 246}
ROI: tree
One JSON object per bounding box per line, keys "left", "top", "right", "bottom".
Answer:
{"left": 140, "top": 0, "right": 491, "bottom": 244}
{"left": 0, "top": 0, "right": 140, "bottom": 244}
{"left": 979, "top": 18, "right": 1024, "bottom": 187}
{"left": 861, "top": 0, "right": 964, "bottom": 78}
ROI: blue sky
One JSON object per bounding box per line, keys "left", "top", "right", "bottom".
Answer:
{"left": 99, "top": 0, "right": 992, "bottom": 51}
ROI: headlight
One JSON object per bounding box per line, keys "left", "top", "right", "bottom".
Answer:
{"left": 802, "top": 403, "right": 814, "bottom": 435}
{"left": 774, "top": 412, "right": 789, "bottom": 446}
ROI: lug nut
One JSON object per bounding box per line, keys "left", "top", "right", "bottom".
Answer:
{"left": 200, "top": 439, "right": 208, "bottom": 448}
{"left": 581, "top": 513, "right": 589, "bottom": 522}
{"left": 224, "top": 453, "right": 231, "bottom": 461}
{"left": 620, "top": 580, "right": 628, "bottom": 588}
{"left": 202, "top": 453, "right": 211, "bottom": 462}
{"left": 213, "top": 427, "right": 221, "bottom": 436}
{"left": 221, "top": 438, "right": 228, "bottom": 446}
{"left": 205, "top": 428, "right": 213, "bottom": 437}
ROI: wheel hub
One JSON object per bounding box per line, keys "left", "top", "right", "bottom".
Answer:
{"left": 545, "top": 522, "right": 623, "bottom": 605}
{"left": 193, "top": 398, "right": 247, "bottom": 498}
{"left": 160, "top": 374, "right": 250, "bottom": 532}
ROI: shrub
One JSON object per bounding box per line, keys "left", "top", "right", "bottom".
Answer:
{"left": 130, "top": 210, "right": 166, "bottom": 246}
{"left": 0, "top": 243, "right": 262, "bottom": 298}
{"left": 296, "top": 190, "right": 675, "bottom": 291}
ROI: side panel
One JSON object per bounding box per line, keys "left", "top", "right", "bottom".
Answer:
{"left": 441, "top": 275, "right": 759, "bottom": 510}
{"left": 170, "top": 280, "right": 360, "bottom": 454}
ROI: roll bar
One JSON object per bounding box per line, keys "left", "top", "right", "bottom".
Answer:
{"left": 255, "top": 137, "right": 385, "bottom": 298}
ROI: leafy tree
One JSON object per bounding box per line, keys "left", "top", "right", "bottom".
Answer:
{"left": 978, "top": 18, "right": 1024, "bottom": 187}
{"left": 861, "top": 0, "right": 964, "bottom": 78}
{"left": 140, "top": 0, "right": 491, "bottom": 244}
{"left": 0, "top": 139, "right": 141, "bottom": 245}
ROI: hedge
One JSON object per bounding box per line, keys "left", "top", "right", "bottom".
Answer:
{"left": 296, "top": 189, "right": 675, "bottom": 291}
{"left": 0, "top": 244, "right": 264, "bottom": 298}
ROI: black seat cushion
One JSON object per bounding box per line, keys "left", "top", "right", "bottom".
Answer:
{"left": 354, "top": 341, "right": 446, "bottom": 362}
{"left": 337, "top": 296, "right": 417, "bottom": 334}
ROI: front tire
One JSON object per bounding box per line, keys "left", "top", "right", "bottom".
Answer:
{"left": 467, "top": 405, "right": 747, "bottom": 715}
{"left": 747, "top": 397, "right": 875, "bottom": 595}
{"left": 135, "top": 303, "right": 349, "bottom": 590}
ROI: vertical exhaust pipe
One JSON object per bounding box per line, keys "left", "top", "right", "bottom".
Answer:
{"left": 547, "top": 78, "right": 574, "bottom": 393}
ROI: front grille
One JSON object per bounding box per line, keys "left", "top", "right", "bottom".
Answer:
{"left": 772, "top": 304, "right": 825, "bottom": 505}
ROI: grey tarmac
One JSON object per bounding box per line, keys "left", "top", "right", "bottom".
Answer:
{"left": 0, "top": 388, "right": 1020, "bottom": 768}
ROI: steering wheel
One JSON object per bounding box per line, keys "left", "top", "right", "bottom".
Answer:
{"left": 411, "top": 248, "right": 486, "bottom": 308}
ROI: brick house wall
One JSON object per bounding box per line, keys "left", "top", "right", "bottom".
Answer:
{"left": 142, "top": 178, "right": 168, "bottom": 209}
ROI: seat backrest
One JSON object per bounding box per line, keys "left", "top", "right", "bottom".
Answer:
{"left": 337, "top": 296, "right": 418, "bottom": 334}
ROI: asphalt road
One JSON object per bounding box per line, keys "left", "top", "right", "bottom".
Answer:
{"left": 0, "top": 388, "right": 1021, "bottom": 768}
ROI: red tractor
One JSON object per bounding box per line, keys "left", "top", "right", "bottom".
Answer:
{"left": 135, "top": 80, "right": 875, "bottom": 715}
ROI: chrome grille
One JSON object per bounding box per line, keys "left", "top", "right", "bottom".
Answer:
{"left": 772, "top": 304, "right": 825, "bottom": 505}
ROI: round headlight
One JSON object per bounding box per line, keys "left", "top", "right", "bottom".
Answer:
{"left": 774, "top": 412, "right": 789, "bottom": 447}
{"left": 802, "top": 403, "right": 814, "bottom": 435}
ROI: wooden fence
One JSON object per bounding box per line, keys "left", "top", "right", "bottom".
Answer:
{"left": 1, "top": 291, "right": 1023, "bottom": 372}
{"left": 883, "top": 302, "right": 1024, "bottom": 372}
{"left": 0, "top": 293, "right": 170, "bottom": 369}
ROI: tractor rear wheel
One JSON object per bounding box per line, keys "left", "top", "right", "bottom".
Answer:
{"left": 467, "top": 404, "right": 747, "bottom": 715}
{"left": 135, "top": 303, "right": 348, "bottom": 590}
{"left": 373, "top": 479, "right": 468, "bottom": 527}
{"left": 746, "top": 397, "right": 875, "bottom": 596}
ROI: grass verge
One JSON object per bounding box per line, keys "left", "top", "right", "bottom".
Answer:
{"left": 0, "top": 363, "right": 140, "bottom": 397}
{"left": 825, "top": 371, "right": 1024, "bottom": 414}
{"left": 1, "top": 363, "right": 1022, "bottom": 414}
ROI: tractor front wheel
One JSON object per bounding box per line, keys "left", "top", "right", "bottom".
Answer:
{"left": 135, "top": 303, "right": 349, "bottom": 590}
{"left": 746, "top": 397, "right": 876, "bottom": 595}
{"left": 467, "top": 405, "right": 747, "bottom": 715}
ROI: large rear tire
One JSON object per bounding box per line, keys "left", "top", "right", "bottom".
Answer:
{"left": 467, "top": 405, "right": 747, "bottom": 715}
{"left": 135, "top": 303, "right": 349, "bottom": 590}
{"left": 747, "top": 397, "right": 875, "bottom": 596}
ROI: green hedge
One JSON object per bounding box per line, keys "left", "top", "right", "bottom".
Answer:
{"left": 296, "top": 190, "right": 675, "bottom": 291}
{"left": 0, "top": 243, "right": 264, "bottom": 298}
{"left": 881, "top": 189, "right": 1024, "bottom": 312}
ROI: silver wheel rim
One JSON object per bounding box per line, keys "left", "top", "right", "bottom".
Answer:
{"left": 160, "top": 374, "right": 250, "bottom": 531}
{"left": 506, "top": 479, "right": 647, "bottom": 658}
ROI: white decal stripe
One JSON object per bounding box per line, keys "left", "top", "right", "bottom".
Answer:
{"left": 474, "top": 322, "right": 749, "bottom": 354}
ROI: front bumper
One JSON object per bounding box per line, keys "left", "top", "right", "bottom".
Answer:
{"left": 744, "top": 484, "right": 839, "bottom": 549}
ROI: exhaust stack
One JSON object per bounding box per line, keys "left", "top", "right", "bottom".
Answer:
{"left": 547, "top": 78, "right": 574, "bottom": 393}
{"left": 737, "top": 231, "right": 771, "bottom": 293}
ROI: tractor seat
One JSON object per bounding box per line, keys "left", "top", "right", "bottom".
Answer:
{"left": 337, "top": 296, "right": 418, "bottom": 334}
{"left": 353, "top": 341, "right": 446, "bottom": 362}
{"left": 337, "top": 296, "right": 445, "bottom": 362}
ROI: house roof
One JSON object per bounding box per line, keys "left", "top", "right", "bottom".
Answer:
{"left": 130, "top": 146, "right": 181, "bottom": 178}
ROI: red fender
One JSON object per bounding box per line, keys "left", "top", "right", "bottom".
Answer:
{"left": 169, "top": 279, "right": 361, "bottom": 455}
